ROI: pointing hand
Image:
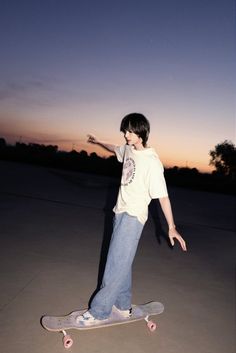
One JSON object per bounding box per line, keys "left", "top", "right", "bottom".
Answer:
{"left": 87, "top": 134, "right": 98, "bottom": 144}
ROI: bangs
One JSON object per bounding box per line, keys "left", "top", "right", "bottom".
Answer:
{"left": 120, "top": 120, "right": 134, "bottom": 133}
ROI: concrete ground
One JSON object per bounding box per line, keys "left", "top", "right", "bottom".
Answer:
{"left": 0, "top": 160, "right": 235, "bottom": 353}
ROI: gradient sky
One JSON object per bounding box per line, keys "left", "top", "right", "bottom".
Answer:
{"left": 0, "top": 0, "right": 235, "bottom": 172}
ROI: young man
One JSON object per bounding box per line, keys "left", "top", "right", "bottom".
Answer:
{"left": 77, "top": 113, "right": 187, "bottom": 325}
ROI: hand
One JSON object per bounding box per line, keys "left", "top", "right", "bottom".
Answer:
{"left": 169, "top": 227, "right": 187, "bottom": 251}
{"left": 87, "top": 134, "right": 98, "bottom": 144}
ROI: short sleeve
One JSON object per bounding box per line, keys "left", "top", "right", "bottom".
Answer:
{"left": 114, "top": 145, "right": 126, "bottom": 163}
{"left": 148, "top": 158, "right": 168, "bottom": 199}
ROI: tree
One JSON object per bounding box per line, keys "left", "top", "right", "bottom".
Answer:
{"left": 209, "top": 140, "right": 236, "bottom": 178}
{"left": 0, "top": 138, "right": 6, "bottom": 148}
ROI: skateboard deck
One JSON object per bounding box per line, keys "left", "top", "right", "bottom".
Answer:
{"left": 41, "top": 301, "right": 164, "bottom": 349}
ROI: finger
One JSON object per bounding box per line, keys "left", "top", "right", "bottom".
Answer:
{"left": 171, "top": 234, "right": 187, "bottom": 251}
{"left": 179, "top": 238, "right": 187, "bottom": 251}
{"left": 169, "top": 237, "right": 175, "bottom": 246}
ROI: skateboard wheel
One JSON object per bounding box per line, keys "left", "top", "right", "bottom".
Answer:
{"left": 63, "top": 334, "right": 73, "bottom": 349}
{"left": 147, "top": 321, "right": 157, "bottom": 332}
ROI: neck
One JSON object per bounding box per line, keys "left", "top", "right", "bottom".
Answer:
{"left": 133, "top": 143, "right": 145, "bottom": 150}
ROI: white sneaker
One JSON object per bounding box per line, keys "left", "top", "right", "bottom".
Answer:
{"left": 76, "top": 310, "right": 108, "bottom": 326}
{"left": 113, "top": 306, "right": 132, "bottom": 318}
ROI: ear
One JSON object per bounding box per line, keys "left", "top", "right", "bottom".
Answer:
{"left": 139, "top": 136, "right": 144, "bottom": 146}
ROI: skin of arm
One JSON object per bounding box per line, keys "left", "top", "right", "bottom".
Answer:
{"left": 159, "top": 196, "right": 187, "bottom": 251}
{"left": 87, "top": 134, "right": 116, "bottom": 153}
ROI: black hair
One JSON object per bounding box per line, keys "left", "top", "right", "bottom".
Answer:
{"left": 120, "top": 113, "right": 150, "bottom": 147}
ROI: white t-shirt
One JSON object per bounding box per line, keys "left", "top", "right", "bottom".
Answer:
{"left": 113, "top": 144, "right": 168, "bottom": 224}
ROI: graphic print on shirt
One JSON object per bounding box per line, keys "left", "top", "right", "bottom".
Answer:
{"left": 121, "top": 157, "right": 136, "bottom": 186}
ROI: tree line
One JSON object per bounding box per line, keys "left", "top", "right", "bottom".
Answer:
{"left": 0, "top": 137, "right": 235, "bottom": 194}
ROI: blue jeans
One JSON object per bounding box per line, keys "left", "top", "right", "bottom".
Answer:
{"left": 90, "top": 212, "right": 144, "bottom": 319}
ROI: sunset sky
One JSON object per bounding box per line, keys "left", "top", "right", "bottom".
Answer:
{"left": 0, "top": 0, "right": 235, "bottom": 172}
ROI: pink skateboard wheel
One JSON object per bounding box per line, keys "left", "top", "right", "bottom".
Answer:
{"left": 63, "top": 334, "right": 73, "bottom": 349}
{"left": 147, "top": 320, "right": 157, "bottom": 332}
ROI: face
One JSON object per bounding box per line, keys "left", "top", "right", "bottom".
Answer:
{"left": 123, "top": 130, "right": 143, "bottom": 149}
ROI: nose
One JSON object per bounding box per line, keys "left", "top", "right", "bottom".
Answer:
{"left": 125, "top": 131, "right": 130, "bottom": 138}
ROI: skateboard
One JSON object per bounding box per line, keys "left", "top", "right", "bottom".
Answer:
{"left": 41, "top": 301, "right": 164, "bottom": 349}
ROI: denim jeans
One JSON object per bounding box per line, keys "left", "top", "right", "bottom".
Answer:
{"left": 90, "top": 212, "right": 144, "bottom": 320}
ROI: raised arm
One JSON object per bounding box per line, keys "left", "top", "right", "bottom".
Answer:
{"left": 87, "top": 134, "right": 117, "bottom": 153}
{"left": 159, "top": 196, "right": 187, "bottom": 251}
